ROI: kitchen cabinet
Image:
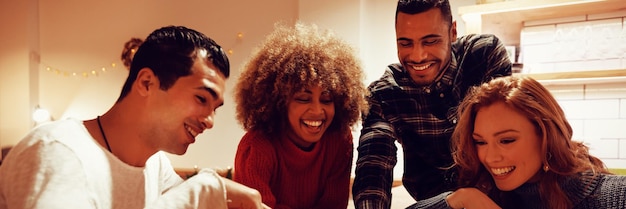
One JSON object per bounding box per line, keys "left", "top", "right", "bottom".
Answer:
{"left": 458, "top": 0, "right": 626, "bottom": 82}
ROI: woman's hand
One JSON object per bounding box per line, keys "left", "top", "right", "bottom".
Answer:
{"left": 446, "top": 187, "right": 501, "bottom": 209}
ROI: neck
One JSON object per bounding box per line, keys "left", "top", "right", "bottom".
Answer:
{"left": 91, "top": 111, "right": 155, "bottom": 167}
{"left": 97, "top": 116, "right": 113, "bottom": 153}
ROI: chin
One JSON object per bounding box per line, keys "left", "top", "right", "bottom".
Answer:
{"left": 409, "top": 74, "right": 436, "bottom": 85}
{"left": 304, "top": 137, "right": 322, "bottom": 144}
{"left": 167, "top": 147, "right": 188, "bottom": 156}
{"left": 495, "top": 182, "right": 521, "bottom": 191}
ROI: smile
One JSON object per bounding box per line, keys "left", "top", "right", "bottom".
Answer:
{"left": 491, "top": 166, "right": 515, "bottom": 176}
{"left": 303, "top": 120, "right": 323, "bottom": 127}
{"left": 185, "top": 124, "right": 199, "bottom": 137}
{"left": 411, "top": 63, "right": 432, "bottom": 71}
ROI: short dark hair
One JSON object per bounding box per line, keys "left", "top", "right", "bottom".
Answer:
{"left": 395, "top": 0, "right": 452, "bottom": 27}
{"left": 117, "top": 25, "right": 230, "bottom": 101}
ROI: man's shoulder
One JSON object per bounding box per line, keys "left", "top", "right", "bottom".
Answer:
{"left": 453, "top": 34, "right": 502, "bottom": 52}
{"left": 0, "top": 119, "right": 94, "bottom": 171}
{"left": 18, "top": 119, "right": 85, "bottom": 146}
{"left": 367, "top": 63, "right": 405, "bottom": 94}
{"left": 456, "top": 33, "right": 499, "bottom": 44}
{"left": 239, "top": 130, "right": 276, "bottom": 150}
{"left": 9, "top": 119, "right": 96, "bottom": 160}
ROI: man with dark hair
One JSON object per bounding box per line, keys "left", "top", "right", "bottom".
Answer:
{"left": 0, "top": 25, "right": 268, "bottom": 209}
{"left": 352, "top": 0, "right": 511, "bottom": 208}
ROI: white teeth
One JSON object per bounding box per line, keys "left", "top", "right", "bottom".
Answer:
{"left": 303, "top": 120, "right": 322, "bottom": 127}
{"left": 185, "top": 124, "right": 198, "bottom": 137}
{"left": 411, "top": 64, "right": 431, "bottom": 71}
{"left": 491, "top": 166, "right": 515, "bottom": 175}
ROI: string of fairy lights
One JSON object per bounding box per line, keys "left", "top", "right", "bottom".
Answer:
{"left": 40, "top": 32, "right": 244, "bottom": 79}
{"left": 41, "top": 62, "right": 118, "bottom": 78}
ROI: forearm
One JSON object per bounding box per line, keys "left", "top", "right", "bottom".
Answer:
{"left": 146, "top": 169, "right": 227, "bottom": 209}
{"left": 353, "top": 124, "right": 397, "bottom": 208}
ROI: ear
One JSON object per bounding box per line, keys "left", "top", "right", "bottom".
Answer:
{"left": 450, "top": 21, "right": 458, "bottom": 40}
{"left": 134, "top": 68, "right": 158, "bottom": 97}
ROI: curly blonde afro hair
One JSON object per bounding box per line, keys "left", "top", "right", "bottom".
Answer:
{"left": 234, "top": 22, "right": 369, "bottom": 137}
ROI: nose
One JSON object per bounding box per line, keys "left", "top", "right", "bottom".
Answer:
{"left": 308, "top": 101, "right": 324, "bottom": 114}
{"left": 483, "top": 145, "right": 503, "bottom": 164}
{"left": 200, "top": 112, "right": 215, "bottom": 130}
{"left": 410, "top": 45, "right": 428, "bottom": 62}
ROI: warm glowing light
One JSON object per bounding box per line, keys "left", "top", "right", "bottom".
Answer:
{"left": 32, "top": 107, "right": 51, "bottom": 123}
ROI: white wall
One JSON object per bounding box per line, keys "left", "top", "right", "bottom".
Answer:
{"left": 0, "top": 0, "right": 39, "bottom": 159}
{"left": 546, "top": 79, "right": 626, "bottom": 169}
{"left": 0, "top": 0, "right": 299, "bottom": 168}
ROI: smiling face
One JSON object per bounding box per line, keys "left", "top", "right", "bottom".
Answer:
{"left": 148, "top": 50, "right": 226, "bottom": 155}
{"left": 472, "top": 101, "right": 543, "bottom": 191}
{"left": 396, "top": 8, "right": 457, "bottom": 86}
{"left": 285, "top": 85, "right": 335, "bottom": 150}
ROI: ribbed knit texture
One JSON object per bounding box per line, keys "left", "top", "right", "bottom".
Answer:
{"left": 513, "top": 172, "right": 626, "bottom": 209}
{"left": 405, "top": 172, "right": 626, "bottom": 209}
{"left": 234, "top": 130, "right": 353, "bottom": 209}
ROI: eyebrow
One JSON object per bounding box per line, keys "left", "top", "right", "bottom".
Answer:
{"left": 397, "top": 37, "right": 412, "bottom": 42}
{"left": 397, "top": 34, "right": 441, "bottom": 42}
{"left": 473, "top": 129, "right": 520, "bottom": 138}
{"left": 197, "top": 86, "right": 223, "bottom": 107}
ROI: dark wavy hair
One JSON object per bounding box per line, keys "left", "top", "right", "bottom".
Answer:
{"left": 117, "top": 25, "right": 229, "bottom": 102}
{"left": 234, "top": 22, "right": 369, "bottom": 137}
{"left": 452, "top": 76, "right": 610, "bottom": 209}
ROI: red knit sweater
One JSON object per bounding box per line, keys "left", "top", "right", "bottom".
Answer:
{"left": 233, "top": 129, "right": 353, "bottom": 209}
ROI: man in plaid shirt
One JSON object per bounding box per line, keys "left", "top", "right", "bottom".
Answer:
{"left": 352, "top": 0, "right": 512, "bottom": 208}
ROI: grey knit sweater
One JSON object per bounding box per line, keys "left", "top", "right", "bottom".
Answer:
{"left": 405, "top": 172, "right": 626, "bottom": 209}
{"left": 514, "top": 172, "right": 626, "bottom": 209}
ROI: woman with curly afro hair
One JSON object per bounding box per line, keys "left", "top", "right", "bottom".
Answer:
{"left": 232, "top": 22, "right": 369, "bottom": 209}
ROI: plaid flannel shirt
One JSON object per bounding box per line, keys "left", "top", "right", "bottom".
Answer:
{"left": 353, "top": 34, "right": 512, "bottom": 209}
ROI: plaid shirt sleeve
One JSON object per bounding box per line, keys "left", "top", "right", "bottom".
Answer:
{"left": 352, "top": 34, "right": 512, "bottom": 209}
{"left": 352, "top": 79, "right": 398, "bottom": 209}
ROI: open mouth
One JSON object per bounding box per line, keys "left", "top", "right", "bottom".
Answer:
{"left": 491, "top": 166, "right": 516, "bottom": 176}
{"left": 303, "top": 120, "right": 323, "bottom": 128}
{"left": 185, "top": 124, "right": 199, "bottom": 138}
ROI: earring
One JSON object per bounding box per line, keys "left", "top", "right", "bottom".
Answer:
{"left": 544, "top": 152, "right": 552, "bottom": 172}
